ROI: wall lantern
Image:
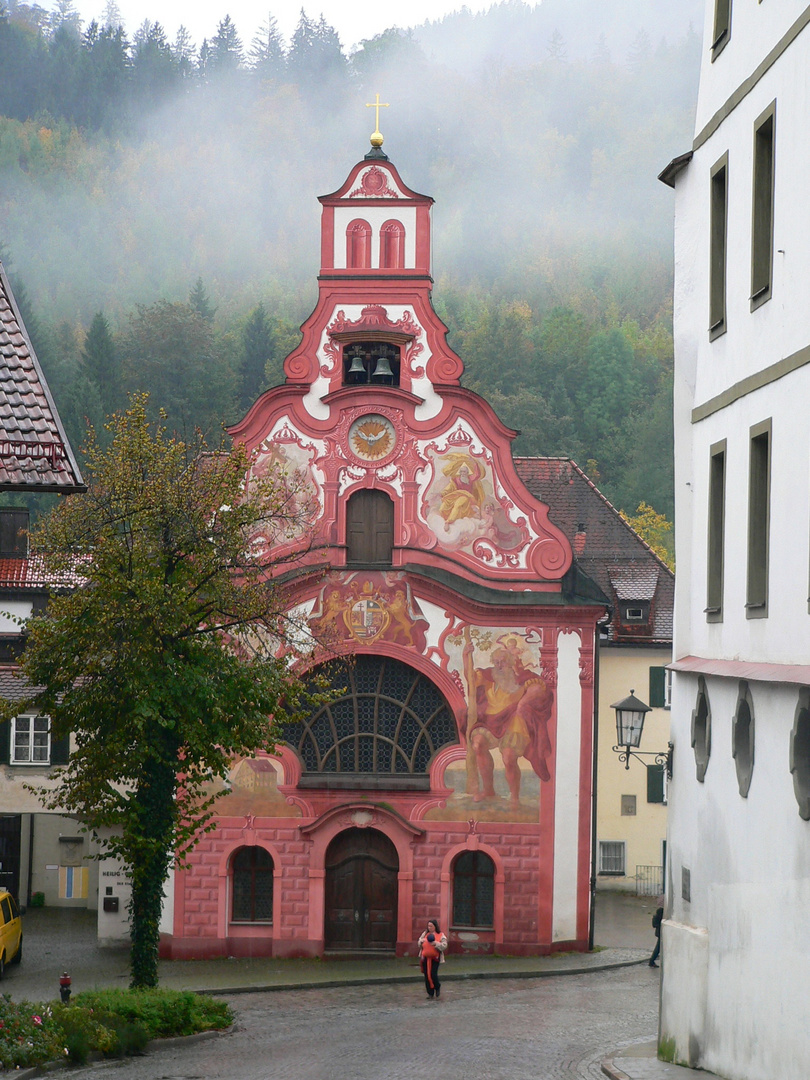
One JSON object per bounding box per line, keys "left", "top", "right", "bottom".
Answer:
{"left": 611, "top": 690, "right": 673, "bottom": 777}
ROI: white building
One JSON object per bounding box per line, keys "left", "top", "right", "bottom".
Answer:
{"left": 660, "top": 3, "right": 810, "bottom": 1077}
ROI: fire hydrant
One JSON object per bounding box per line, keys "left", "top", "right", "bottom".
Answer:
{"left": 59, "top": 971, "right": 71, "bottom": 1004}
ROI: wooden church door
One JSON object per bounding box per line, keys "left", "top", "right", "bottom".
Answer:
{"left": 324, "top": 828, "right": 398, "bottom": 951}
{"left": 346, "top": 490, "right": 394, "bottom": 565}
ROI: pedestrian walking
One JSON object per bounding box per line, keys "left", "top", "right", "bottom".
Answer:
{"left": 649, "top": 906, "right": 663, "bottom": 967}
{"left": 418, "top": 919, "right": 448, "bottom": 999}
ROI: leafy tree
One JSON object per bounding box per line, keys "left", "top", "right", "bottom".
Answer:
{"left": 622, "top": 501, "right": 674, "bottom": 569}
{"left": 3, "top": 395, "right": 318, "bottom": 987}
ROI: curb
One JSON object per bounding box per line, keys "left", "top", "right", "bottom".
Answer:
{"left": 194, "top": 956, "right": 648, "bottom": 996}
{"left": 601, "top": 1060, "right": 632, "bottom": 1080}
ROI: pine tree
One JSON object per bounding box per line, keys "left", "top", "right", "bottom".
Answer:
{"left": 81, "top": 312, "right": 120, "bottom": 413}
{"left": 172, "top": 24, "right": 195, "bottom": 78}
{"left": 249, "top": 11, "right": 284, "bottom": 78}
{"left": 209, "top": 14, "right": 243, "bottom": 73}
{"left": 188, "top": 277, "right": 216, "bottom": 322}
{"left": 240, "top": 303, "right": 272, "bottom": 409}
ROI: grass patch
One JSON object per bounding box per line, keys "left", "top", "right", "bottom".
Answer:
{"left": 0, "top": 988, "right": 232, "bottom": 1070}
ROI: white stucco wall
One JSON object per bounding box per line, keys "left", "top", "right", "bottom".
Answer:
{"left": 667, "top": 6, "right": 810, "bottom": 1076}
{"left": 552, "top": 630, "right": 582, "bottom": 942}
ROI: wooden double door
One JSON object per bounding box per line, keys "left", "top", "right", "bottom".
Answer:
{"left": 324, "top": 828, "right": 398, "bottom": 951}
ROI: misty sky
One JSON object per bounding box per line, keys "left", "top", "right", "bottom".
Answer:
{"left": 67, "top": 0, "right": 488, "bottom": 50}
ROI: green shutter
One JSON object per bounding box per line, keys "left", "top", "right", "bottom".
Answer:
{"left": 0, "top": 720, "right": 8, "bottom": 764}
{"left": 50, "top": 727, "right": 70, "bottom": 765}
{"left": 647, "top": 763, "right": 665, "bottom": 804}
{"left": 649, "top": 666, "right": 667, "bottom": 708}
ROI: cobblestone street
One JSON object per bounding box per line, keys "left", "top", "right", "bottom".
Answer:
{"left": 61, "top": 965, "right": 660, "bottom": 1080}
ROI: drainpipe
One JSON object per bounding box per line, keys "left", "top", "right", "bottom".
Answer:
{"left": 27, "top": 812, "right": 35, "bottom": 906}
{"left": 588, "top": 625, "right": 603, "bottom": 951}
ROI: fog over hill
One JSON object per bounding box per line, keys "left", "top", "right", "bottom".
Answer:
{"left": 0, "top": 0, "right": 701, "bottom": 527}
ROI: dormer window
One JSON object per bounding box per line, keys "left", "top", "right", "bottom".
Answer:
{"left": 622, "top": 602, "right": 650, "bottom": 623}
{"left": 380, "top": 220, "right": 405, "bottom": 269}
{"left": 346, "top": 219, "right": 371, "bottom": 268}
{"left": 343, "top": 342, "right": 401, "bottom": 386}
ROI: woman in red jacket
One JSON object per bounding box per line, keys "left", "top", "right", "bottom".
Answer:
{"left": 417, "top": 919, "right": 448, "bottom": 999}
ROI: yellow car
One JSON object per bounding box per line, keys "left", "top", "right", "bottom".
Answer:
{"left": 0, "top": 890, "right": 22, "bottom": 975}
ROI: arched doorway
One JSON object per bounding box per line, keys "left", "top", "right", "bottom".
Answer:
{"left": 324, "top": 828, "right": 398, "bottom": 951}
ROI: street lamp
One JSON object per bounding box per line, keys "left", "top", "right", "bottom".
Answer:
{"left": 611, "top": 690, "right": 673, "bottom": 777}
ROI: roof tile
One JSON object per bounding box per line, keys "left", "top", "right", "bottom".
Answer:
{"left": 514, "top": 456, "right": 674, "bottom": 644}
{"left": 0, "top": 262, "right": 84, "bottom": 492}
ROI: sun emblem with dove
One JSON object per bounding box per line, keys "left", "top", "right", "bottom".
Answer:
{"left": 348, "top": 414, "right": 397, "bottom": 462}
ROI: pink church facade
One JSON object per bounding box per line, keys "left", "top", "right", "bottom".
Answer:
{"left": 163, "top": 141, "right": 608, "bottom": 960}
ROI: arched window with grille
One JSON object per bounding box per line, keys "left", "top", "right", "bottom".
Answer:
{"left": 289, "top": 655, "right": 459, "bottom": 789}
{"left": 346, "top": 219, "right": 372, "bottom": 268}
{"left": 379, "top": 220, "right": 405, "bottom": 268}
{"left": 231, "top": 846, "right": 274, "bottom": 922}
{"left": 452, "top": 850, "right": 495, "bottom": 928}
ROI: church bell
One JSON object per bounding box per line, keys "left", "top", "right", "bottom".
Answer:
{"left": 371, "top": 351, "right": 395, "bottom": 384}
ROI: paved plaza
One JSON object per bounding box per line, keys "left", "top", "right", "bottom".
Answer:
{"left": 56, "top": 966, "right": 661, "bottom": 1080}
{"left": 2, "top": 895, "right": 719, "bottom": 1079}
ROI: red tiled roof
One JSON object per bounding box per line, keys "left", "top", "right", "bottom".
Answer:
{"left": 609, "top": 566, "right": 659, "bottom": 601}
{"left": 0, "top": 554, "right": 83, "bottom": 591}
{"left": 514, "top": 457, "right": 674, "bottom": 645}
{"left": 0, "top": 262, "right": 84, "bottom": 492}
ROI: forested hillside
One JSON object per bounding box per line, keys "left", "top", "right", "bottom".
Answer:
{"left": 0, "top": 0, "right": 701, "bottom": 535}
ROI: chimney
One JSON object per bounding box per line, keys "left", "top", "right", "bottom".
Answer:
{"left": 0, "top": 507, "right": 29, "bottom": 558}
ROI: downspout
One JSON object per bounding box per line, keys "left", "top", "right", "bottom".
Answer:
{"left": 588, "top": 624, "right": 603, "bottom": 951}
{"left": 27, "top": 812, "right": 35, "bottom": 906}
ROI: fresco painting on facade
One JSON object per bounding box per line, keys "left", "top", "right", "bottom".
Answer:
{"left": 203, "top": 755, "right": 301, "bottom": 818}
{"left": 425, "top": 626, "right": 551, "bottom": 824}
{"left": 423, "top": 441, "right": 526, "bottom": 556}
{"left": 246, "top": 435, "right": 322, "bottom": 554}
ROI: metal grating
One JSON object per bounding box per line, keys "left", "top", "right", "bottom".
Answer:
{"left": 291, "top": 655, "right": 458, "bottom": 776}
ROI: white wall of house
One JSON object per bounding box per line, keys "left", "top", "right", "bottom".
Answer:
{"left": 666, "top": 2, "right": 810, "bottom": 1077}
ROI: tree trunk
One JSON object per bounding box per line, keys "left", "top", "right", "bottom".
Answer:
{"left": 128, "top": 756, "right": 176, "bottom": 989}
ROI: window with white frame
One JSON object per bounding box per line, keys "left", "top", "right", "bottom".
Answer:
{"left": 11, "top": 714, "right": 51, "bottom": 764}
{"left": 598, "top": 840, "right": 626, "bottom": 876}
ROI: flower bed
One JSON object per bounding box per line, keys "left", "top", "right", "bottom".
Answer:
{"left": 0, "top": 989, "right": 232, "bottom": 1069}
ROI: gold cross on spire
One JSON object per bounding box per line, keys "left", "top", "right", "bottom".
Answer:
{"left": 365, "top": 93, "right": 389, "bottom": 148}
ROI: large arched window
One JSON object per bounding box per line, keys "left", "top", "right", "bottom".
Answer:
{"left": 346, "top": 489, "right": 394, "bottom": 565}
{"left": 231, "top": 846, "right": 273, "bottom": 922}
{"left": 346, "top": 219, "right": 371, "bottom": 268}
{"left": 289, "top": 655, "right": 458, "bottom": 789}
{"left": 452, "top": 850, "right": 495, "bottom": 928}
{"left": 379, "top": 220, "right": 405, "bottom": 268}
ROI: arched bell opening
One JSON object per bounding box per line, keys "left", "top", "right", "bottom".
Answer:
{"left": 342, "top": 341, "right": 401, "bottom": 386}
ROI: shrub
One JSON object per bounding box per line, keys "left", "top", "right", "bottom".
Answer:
{"left": 73, "top": 988, "right": 232, "bottom": 1039}
{"left": 29, "top": 891, "right": 45, "bottom": 908}
{"left": 0, "top": 996, "right": 65, "bottom": 1070}
{"left": 0, "top": 989, "right": 231, "bottom": 1070}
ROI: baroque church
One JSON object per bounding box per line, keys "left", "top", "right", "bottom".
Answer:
{"left": 162, "top": 128, "right": 611, "bottom": 960}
